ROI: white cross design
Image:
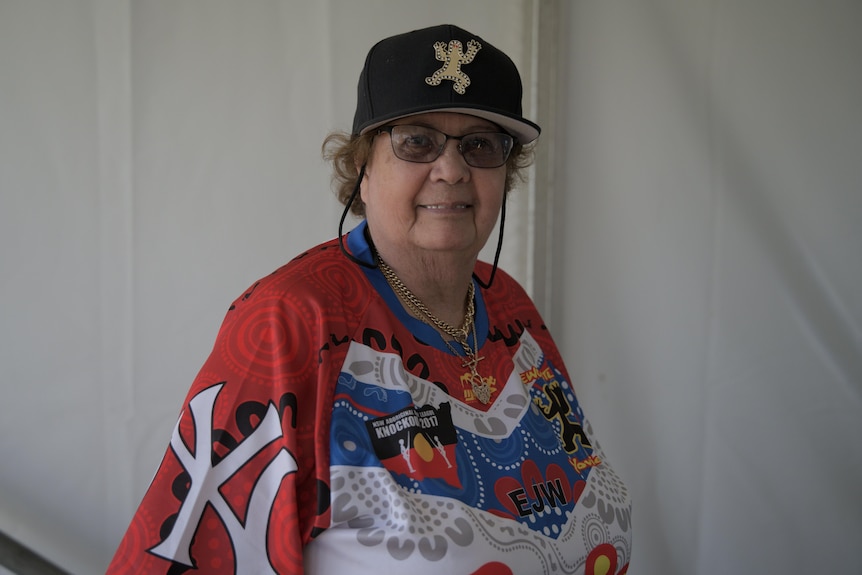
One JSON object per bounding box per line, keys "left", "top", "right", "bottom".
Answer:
{"left": 149, "top": 383, "right": 298, "bottom": 573}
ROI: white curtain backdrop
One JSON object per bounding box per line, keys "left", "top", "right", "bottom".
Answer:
{"left": 557, "top": 1, "right": 862, "bottom": 573}
{"left": 1, "top": 1, "right": 859, "bottom": 574}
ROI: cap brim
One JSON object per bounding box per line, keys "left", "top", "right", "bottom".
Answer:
{"left": 358, "top": 106, "right": 540, "bottom": 144}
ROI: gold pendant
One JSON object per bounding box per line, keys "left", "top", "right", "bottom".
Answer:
{"left": 469, "top": 372, "right": 491, "bottom": 404}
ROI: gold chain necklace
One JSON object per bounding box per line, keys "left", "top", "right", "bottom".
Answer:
{"left": 376, "top": 255, "right": 491, "bottom": 404}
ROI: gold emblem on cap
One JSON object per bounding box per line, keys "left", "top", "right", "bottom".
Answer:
{"left": 425, "top": 39, "right": 481, "bottom": 95}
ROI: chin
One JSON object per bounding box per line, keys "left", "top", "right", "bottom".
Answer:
{"left": 421, "top": 236, "right": 481, "bottom": 255}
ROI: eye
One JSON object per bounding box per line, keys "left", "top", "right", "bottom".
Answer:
{"left": 392, "top": 128, "right": 439, "bottom": 160}
{"left": 402, "top": 133, "right": 435, "bottom": 149}
{"left": 463, "top": 134, "right": 500, "bottom": 155}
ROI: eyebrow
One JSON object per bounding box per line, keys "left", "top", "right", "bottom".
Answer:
{"left": 398, "top": 121, "right": 501, "bottom": 134}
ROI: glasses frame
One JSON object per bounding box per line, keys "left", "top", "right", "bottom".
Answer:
{"left": 377, "top": 124, "right": 515, "bottom": 169}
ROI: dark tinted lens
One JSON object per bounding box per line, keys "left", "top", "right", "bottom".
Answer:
{"left": 460, "top": 133, "right": 513, "bottom": 167}
{"left": 385, "top": 125, "right": 512, "bottom": 167}
{"left": 390, "top": 126, "right": 443, "bottom": 162}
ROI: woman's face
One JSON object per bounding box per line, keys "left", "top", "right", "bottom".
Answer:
{"left": 361, "top": 112, "right": 507, "bottom": 262}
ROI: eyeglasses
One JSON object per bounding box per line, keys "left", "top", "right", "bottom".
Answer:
{"left": 378, "top": 125, "right": 514, "bottom": 168}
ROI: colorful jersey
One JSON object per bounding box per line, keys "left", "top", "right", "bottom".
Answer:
{"left": 107, "top": 222, "right": 632, "bottom": 575}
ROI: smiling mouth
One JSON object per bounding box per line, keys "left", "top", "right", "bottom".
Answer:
{"left": 420, "top": 203, "right": 471, "bottom": 210}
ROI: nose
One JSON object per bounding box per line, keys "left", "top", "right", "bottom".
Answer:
{"left": 431, "top": 139, "right": 471, "bottom": 184}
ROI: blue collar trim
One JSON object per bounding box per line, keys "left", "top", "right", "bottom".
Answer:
{"left": 346, "top": 220, "right": 489, "bottom": 355}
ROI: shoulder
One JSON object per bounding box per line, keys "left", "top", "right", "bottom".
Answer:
{"left": 226, "top": 237, "right": 372, "bottom": 323}
{"left": 475, "top": 261, "right": 533, "bottom": 306}
{"left": 476, "top": 261, "right": 560, "bottom": 347}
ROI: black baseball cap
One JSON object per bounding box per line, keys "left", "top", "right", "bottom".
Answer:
{"left": 352, "top": 24, "right": 541, "bottom": 144}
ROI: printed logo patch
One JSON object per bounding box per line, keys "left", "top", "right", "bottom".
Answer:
{"left": 366, "top": 403, "right": 460, "bottom": 487}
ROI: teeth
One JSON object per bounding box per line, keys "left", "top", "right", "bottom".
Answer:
{"left": 424, "top": 204, "right": 468, "bottom": 209}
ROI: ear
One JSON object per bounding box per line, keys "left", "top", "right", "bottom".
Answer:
{"left": 357, "top": 140, "right": 374, "bottom": 197}
{"left": 356, "top": 135, "right": 375, "bottom": 203}
{"left": 355, "top": 161, "right": 369, "bottom": 205}
{"left": 355, "top": 151, "right": 372, "bottom": 176}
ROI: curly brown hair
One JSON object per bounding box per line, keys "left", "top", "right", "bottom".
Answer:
{"left": 322, "top": 131, "right": 535, "bottom": 217}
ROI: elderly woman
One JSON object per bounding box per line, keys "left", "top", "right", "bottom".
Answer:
{"left": 108, "top": 25, "right": 631, "bottom": 575}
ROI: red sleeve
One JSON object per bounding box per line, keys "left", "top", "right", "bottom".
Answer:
{"left": 107, "top": 250, "right": 359, "bottom": 574}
